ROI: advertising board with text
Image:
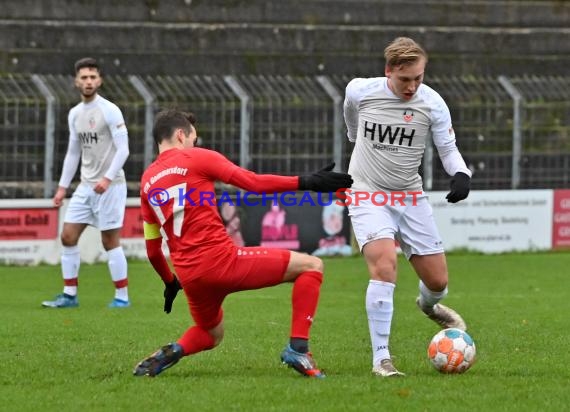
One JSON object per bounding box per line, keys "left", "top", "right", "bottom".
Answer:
{"left": 0, "top": 202, "right": 60, "bottom": 264}
{"left": 430, "top": 190, "right": 552, "bottom": 253}
{"left": 551, "top": 189, "right": 570, "bottom": 249}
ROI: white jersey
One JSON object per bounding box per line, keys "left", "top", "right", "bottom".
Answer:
{"left": 344, "top": 77, "right": 471, "bottom": 192}
{"left": 67, "top": 95, "right": 128, "bottom": 185}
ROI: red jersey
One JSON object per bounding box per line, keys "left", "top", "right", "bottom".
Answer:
{"left": 140, "top": 147, "right": 299, "bottom": 277}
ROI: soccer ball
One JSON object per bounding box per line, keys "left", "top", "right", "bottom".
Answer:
{"left": 427, "top": 328, "right": 476, "bottom": 374}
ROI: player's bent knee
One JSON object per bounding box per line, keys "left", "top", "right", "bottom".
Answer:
{"left": 60, "top": 233, "right": 78, "bottom": 247}
{"left": 101, "top": 231, "right": 121, "bottom": 250}
{"left": 284, "top": 252, "right": 324, "bottom": 282}
{"left": 369, "top": 260, "right": 397, "bottom": 281}
{"left": 310, "top": 255, "right": 324, "bottom": 273}
{"left": 102, "top": 239, "right": 121, "bottom": 251}
{"left": 425, "top": 279, "right": 448, "bottom": 293}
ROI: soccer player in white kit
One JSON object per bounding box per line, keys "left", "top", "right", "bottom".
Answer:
{"left": 42, "top": 58, "right": 131, "bottom": 309}
{"left": 344, "top": 37, "right": 472, "bottom": 376}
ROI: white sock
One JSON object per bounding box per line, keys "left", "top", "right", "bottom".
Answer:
{"left": 61, "top": 245, "right": 80, "bottom": 296}
{"left": 366, "top": 280, "right": 395, "bottom": 367}
{"left": 418, "top": 280, "right": 448, "bottom": 312}
{"left": 107, "top": 246, "right": 129, "bottom": 301}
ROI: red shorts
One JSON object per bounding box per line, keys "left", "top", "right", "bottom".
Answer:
{"left": 181, "top": 247, "right": 291, "bottom": 330}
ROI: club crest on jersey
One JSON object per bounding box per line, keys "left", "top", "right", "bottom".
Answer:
{"left": 403, "top": 110, "right": 414, "bottom": 123}
{"left": 89, "top": 117, "right": 96, "bottom": 129}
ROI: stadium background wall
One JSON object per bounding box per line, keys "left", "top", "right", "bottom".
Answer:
{"left": 1, "top": 0, "right": 569, "bottom": 77}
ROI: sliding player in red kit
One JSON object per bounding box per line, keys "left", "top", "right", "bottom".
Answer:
{"left": 133, "top": 109, "right": 353, "bottom": 378}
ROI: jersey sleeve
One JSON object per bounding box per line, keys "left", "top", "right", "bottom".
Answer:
{"left": 343, "top": 79, "right": 362, "bottom": 143}
{"left": 102, "top": 102, "right": 128, "bottom": 139}
{"left": 104, "top": 133, "right": 130, "bottom": 181}
{"left": 194, "top": 148, "right": 299, "bottom": 192}
{"left": 430, "top": 94, "right": 472, "bottom": 177}
{"left": 102, "top": 103, "right": 130, "bottom": 181}
{"left": 58, "top": 109, "right": 81, "bottom": 188}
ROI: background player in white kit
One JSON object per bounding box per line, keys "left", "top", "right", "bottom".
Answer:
{"left": 42, "top": 57, "right": 131, "bottom": 309}
{"left": 344, "top": 37, "right": 472, "bottom": 376}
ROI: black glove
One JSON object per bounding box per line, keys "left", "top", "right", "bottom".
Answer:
{"left": 446, "top": 172, "right": 471, "bottom": 203}
{"left": 298, "top": 162, "right": 353, "bottom": 192}
{"left": 163, "top": 276, "right": 182, "bottom": 314}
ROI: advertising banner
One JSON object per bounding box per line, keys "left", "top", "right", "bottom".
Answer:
{"left": 218, "top": 193, "right": 353, "bottom": 256}
{"left": 430, "top": 190, "right": 553, "bottom": 253}
{"left": 552, "top": 189, "right": 570, "bottom": 249}
{"left": 0, "top": 207, "right": 58, "bottom": 240}
{"left": 0, "top": 200, "right": 60, "bottom": 265}
{"left": 0, "top": 190, "right": 563, "bottom": 264}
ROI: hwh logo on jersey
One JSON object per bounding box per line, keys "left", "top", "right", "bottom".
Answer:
{"left": 78, "top": 132, "right": 99, "bottom": 144}
{"left": 363, "top": 120, "right": 415, "bottom": 146}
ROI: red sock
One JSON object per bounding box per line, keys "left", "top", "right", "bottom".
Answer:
{"left": 177, "top": 326, "right": 216, "bottom": 355}
{"left": 291, "top": 271, "right": 323, "bottom": 339}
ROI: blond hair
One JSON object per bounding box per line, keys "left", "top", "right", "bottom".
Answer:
{"left": 384, "top": 37, "right": 428, "bottom": 68}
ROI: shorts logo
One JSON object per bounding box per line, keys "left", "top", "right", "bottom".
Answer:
{"left": 403, "top": 109, "right": 414, "bottom": 123}
{"left": 366, "top": 232, "right": 378, "bottom": 240}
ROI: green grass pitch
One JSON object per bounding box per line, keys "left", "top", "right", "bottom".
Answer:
{"left": 1, "top": 252, "right": 569, "bottom": 411}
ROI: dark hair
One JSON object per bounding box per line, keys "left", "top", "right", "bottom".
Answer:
{"left": 74, "top": 57, "right": 101, "bottom": 75}
{"left": 184, "top": 111, "right": 197, "bottom": 126}
{"left": 152, "top": 109, "right": 195, "bottom": 145}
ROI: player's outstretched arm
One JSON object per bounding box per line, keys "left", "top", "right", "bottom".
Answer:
{"left": 299, "top": 162, "right": 353, "bottom": 193}
{"left": 208, "top": 148, "right": 352, "bottom": 193}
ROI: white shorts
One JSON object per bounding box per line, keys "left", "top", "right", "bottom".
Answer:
{"left": 348, "top": 192, "right": 444, "bottom": 259}
{"left": 65, "top": 182, "right": 127, "bottom": 231}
